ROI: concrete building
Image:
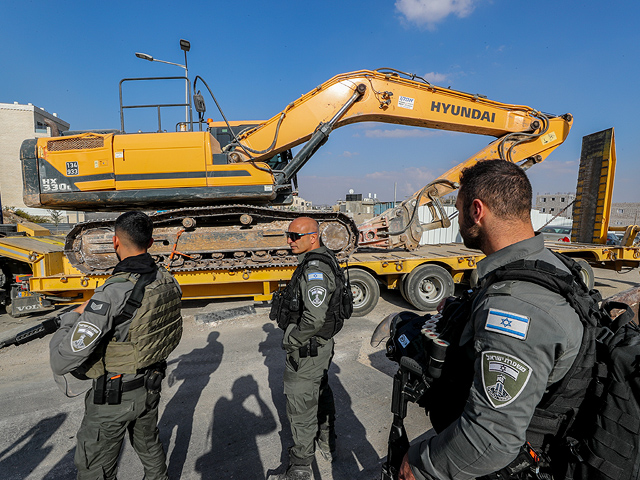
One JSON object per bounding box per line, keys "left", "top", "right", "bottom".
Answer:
{"left": 274, "top": 195, "right": 312, "bottom": 212}
{"left": 610, "top": 203, "right": 640, "bottom": 227}
{"left": 535, "top": 192, "right": 576, "bottom": 219}
{"left": 0, "top": 102, "right": 70, "bottom": 212}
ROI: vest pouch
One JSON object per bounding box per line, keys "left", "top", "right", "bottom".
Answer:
{"left": 104, "top": 341, "right": 138, "bottom": 374}
{"left": 269, "top": 290, "right": 283, "bottom": 322}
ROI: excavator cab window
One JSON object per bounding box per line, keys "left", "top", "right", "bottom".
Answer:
{"left": 210, "top": 124, "right": 292, "bottom": 170}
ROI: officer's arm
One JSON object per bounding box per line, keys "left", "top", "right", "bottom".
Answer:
{"left": 49, "top": 282, "right": 131, "bottom": 376}
{"left": 407, "top": 295, "right": 566, "bottom": 480}
{"left": 283, "top": 263, "right": 334, "bottom": 352}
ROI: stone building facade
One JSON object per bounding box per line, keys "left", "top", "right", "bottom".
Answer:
{"left": 535, "top": 192, "right": 576, "bottom": 219}
{"left": 610, "top": 203, "right": 640, "bottom": 227}
{"left": 0, "top": 102, "right": 70, "bottom": 211}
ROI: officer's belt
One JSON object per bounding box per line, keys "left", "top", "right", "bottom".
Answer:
{"left": 122, "top": 376, "right": 146, "bottom": 392}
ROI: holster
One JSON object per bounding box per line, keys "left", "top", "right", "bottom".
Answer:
{"left": 144, "top": 361, "right": 167, "bottom": 394}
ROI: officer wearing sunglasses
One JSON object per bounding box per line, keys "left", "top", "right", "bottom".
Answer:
{"left": 269, "top": 217, "right": 340, "bottom": 479}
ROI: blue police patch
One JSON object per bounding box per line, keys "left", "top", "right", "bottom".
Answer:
{"left": 308, "top": 272, "right": 324, "bottom": 281}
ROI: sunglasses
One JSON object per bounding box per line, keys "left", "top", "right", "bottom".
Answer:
{"left": 285, "top": 231, "right": 317, "bottom": 241}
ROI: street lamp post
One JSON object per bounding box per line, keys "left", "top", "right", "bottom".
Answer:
{"left": 135, "top": 39, "right": 191, "bottom": 129}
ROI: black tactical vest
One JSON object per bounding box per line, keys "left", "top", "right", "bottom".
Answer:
{"left": 269, "top": 250, "right": 352, "bottom": 340}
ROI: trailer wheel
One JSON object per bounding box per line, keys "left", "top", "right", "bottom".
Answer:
{"left": 348, "top": 269, "right": 380, "bottom": 317}
{"left": 404, "top": 264, "right": 454, "bottom": 311}
{"left": 575, "top": 258, "right": 595, "bottom": 290}
{"left": 398, "top": 276, "right": 410, "bottom": 304}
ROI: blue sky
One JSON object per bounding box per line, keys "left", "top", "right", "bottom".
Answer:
{"left": 1, "top": 1, "right": 638, "bottom": 206}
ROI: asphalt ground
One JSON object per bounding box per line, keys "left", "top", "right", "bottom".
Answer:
{"left": 0, "top": 266, "right": 638, "bottom": 480}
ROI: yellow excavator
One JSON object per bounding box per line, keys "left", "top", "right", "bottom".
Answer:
{"left": 20, "top": 68, "right": 572, "bottom": 275}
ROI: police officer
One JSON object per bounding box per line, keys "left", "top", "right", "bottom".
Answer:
{"left": 399, "top": 160, "right": 583, "bottom": 480}
{"left": 270, "top": 217, "right": 340, "bottom": 480}
{"left": 50, "top": 211, "right": 182, "bottom": 480}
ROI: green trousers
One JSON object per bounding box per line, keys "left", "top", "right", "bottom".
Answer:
{"left": 283, "top": 338, "right": 336, "bottom": 465}
{"left": 74, "top": 385, "right": 168, "bottom": 480}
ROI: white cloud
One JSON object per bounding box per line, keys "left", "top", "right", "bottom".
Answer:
{"left": 363, "top": 128, "right": 440, "bottom": 139}
{"left": 341, "top": 151, "right": 360, "bottom": 158}
{"left": 423, "top": 71, "right": 448, "bottom": 83}
{"left": 396, "top": 0, "right": 477, "bottom": 29}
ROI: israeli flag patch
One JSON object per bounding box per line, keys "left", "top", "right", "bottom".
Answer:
{"left": 308, "top": 272, "right": 324, "bottom": 281}
{"left": 485, "top": 309, "right": 530, "bottom": 340}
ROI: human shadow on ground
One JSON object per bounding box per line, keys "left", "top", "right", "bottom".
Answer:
{"left": 259, "top": 322, "right": 290, "bottom": 469}
{"left": 195, "top": 374, "right": 276, "bottom": 479}
{"left": 43, "top": 448, "right": 75, "bottom": 479}
{"left": 325, "top": 364, "right": 380, "bottom": 479}
{"left": 0, "top": 412, "right": 68, "bottom": 480}
{"left": 159, "top": 331, "right": 224, "bottom": 479}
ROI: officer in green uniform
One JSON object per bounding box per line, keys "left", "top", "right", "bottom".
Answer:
{"left": 398, "top": 160, "right": 583, "bottom": 480}
{"left": 50, "top": 211, "right": 183, "bottom": 480}
{"left": 270, "top": 217, "right": 340, "bottom": 480}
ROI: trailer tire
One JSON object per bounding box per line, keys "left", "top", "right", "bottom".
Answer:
{"left": 404, "top": 264, "right": 454, "bottom": 311}
{"left": 398, "top": 276, "right": 410, "bottom": 304}
{"left": 575, "top": 258, "right": 595, "bottom": 290}
{"left": 348, "top": 269, "right": 380, "bottom": 317}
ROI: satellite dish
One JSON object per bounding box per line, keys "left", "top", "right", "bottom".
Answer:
{"left": 348, "top": 189, "right": 354, "bottom": 194}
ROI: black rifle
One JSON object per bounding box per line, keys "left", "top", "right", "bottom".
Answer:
{"left": 0, "top": 305, "right": 76, "bottom": 349}
{"left": 382, "top": 356, "right": 431, "bottom": 480}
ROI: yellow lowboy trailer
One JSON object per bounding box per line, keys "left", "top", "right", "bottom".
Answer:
{"left": 4, "top": 226, "right": 638, "bottom": 319}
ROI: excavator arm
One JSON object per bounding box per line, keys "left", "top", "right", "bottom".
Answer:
{"left": 221, "top": 69, "right": 569, "bottom": 177}
{"left": 220, "top": 68, "right": 572, "bottom": 249}
{"left": 357, "top": 112, "right": 572, "bottom": 249}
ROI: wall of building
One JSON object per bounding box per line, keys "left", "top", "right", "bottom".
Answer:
{"left": 610, "top": 203, "right": 640, "bottom": 227}
{"left": 0, "top": 102, "right": 69, "bottom": 214}
{"left": 535, "top": 192, "right": 576, "bottom": 219}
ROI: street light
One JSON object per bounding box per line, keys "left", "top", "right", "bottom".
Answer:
{"left": 135, "top": 39, "right": 191, "bottom": 128}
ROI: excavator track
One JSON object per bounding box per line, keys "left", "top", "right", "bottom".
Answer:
{"left": 64, "top": 205, "right": 359, "bottom": 275}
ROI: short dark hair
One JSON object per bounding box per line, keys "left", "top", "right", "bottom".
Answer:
{"left": 458, "top": 160, "right": 532, "bottom": 221}
{"left": 114, "top": 211, "right": 153, "bottom": 249}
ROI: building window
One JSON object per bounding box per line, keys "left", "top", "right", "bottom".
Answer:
{"left": 617, "top": 208, "right": 624, "bottom": 214}
{"left": 561, "top": 197, "right": 565, "bottom": 202}
{"left": 35, "top": 121, "right": 48, "bottom": 134}
{"left": 541, "top": 208, "right": 545, "bottom": 213}
{"left": 542, "top": 198, "right": 546, "bottom": 203}
{"left": 550, "top": 208, "right": 555, "bottom": 212}
{"left": 551, "top": 197, "right": 555, "bottom": 201}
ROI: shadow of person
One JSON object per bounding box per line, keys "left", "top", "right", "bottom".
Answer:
{"left": 43, "top": 448, "right": 75, "bottom": 480}
{"left": 196, "top": 375, "right": 276, "bottom": 479}
{"left": 0, "top": 413, "right": 67, "bottom": 480}
{"left": 325, "top": 364, "right": 379, "bottom": 479}
{"left": 159, "top": 331, "right": 224, "bottom": 479}
{"left": 259, "top": 322, "right": 291, "bottom": 467}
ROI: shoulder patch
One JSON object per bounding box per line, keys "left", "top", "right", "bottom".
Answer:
{"left": 307, "top": 272, "right": 324, "bottom": 281}
{"left": 308, "top": 286, "right": 328, "bottom": 307}
{"left": 85, "top": 299, "right": 110, "bottom": 316}
{"left": 309, "top": 260, "right": 320, "bottom": 266}
{"left": 481, "top": 351, "right": 532, "bottom": 408}
{"left": 486, "top": 281, "right": 513, "bottom": 295}
{"left": 70, "top": 321, "right": 102, "bottom": 352}
{"left": 485, "top": 308, "right": 529, "bottom": 340}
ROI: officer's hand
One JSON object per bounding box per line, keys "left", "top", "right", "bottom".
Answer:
{"left": 74, "top": 300, "right": 90, "bottom": 314}
{"left": 399, "top": 453, "right": 416, "bottom": 480}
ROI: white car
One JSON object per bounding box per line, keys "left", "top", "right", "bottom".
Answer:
{"left": 539, "top": 225, "right": 572, "bottom": 242}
